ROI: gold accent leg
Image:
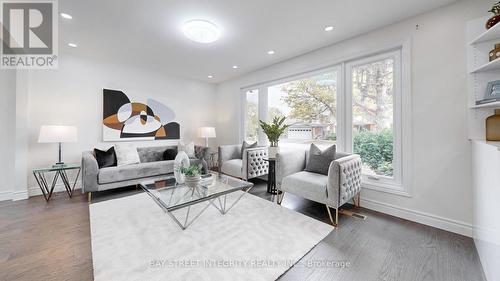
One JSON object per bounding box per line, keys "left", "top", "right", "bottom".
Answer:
{"left": 326, "top": 205, "right": 338, "bottom": 227}
{"left": 355, "top": 193, "right": 361, "bottom": 207}
{"left": 88, "top": 192, "right": 92, "bottom": 203}
{"left": 336, "top": 208, "right": 339, "bottom": 226}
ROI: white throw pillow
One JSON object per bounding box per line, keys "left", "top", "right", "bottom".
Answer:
{"left": 114, "top": 143, "right": 140, "bottom": 166}
{"left": 178, "top": 141, "right": 195, "bottom": 158}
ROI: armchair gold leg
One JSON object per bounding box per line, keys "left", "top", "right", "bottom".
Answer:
{"left": 88, "top": 192, "right": 92, "bottom": 203}
{"left": 355, "top": 193, "right": 361, "bottom": 208}
{"left": 325, "top": 205, "right": 338, "bottom": 227}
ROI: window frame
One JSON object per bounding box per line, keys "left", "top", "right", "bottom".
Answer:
{"left": 240, "top": 43, "right": 412, "bottom": 196}
{"left": 241, "top": 65, "right": 343, "bottom": 149}
{"left": 345, "top": 49, "right": 404, "bottom": 193}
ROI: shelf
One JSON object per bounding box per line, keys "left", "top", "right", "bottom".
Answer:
{"left": 470, "top": 58, "right": 500, "bottom": 73}
{"left": 470, "top": 100, "right": 500, "bottom": 109}
{"left": 470, "top": 23, "right": 500, "bottom": 45}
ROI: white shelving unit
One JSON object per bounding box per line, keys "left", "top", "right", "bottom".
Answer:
{"left": 469, "top": 20, "right": 500, "bottom": 44}
{"left": 470, "top": 100, "right": 500, "bottom": 109}
{"left": 467, "top": 16, "right": 500, "bottom": 140}
{"left": 470, "top": 58, "right": 500, "bottom": 73}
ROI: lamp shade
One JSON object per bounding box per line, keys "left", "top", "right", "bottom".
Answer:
{"left": 198, "top": 127, "right": 216, "bottom": 138}
{"left": 38, "top": 125, "right": 78, "bottom": 143}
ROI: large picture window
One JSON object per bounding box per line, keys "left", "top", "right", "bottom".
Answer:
{"left": 242, "top": 48, "right": 406, "bottom": 193}
{"left": 267, "top": 69, "right": 339, "bottom": 146}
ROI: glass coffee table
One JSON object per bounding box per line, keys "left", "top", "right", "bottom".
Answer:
{"left": 140, "top": 172, "right": 253, "bottom": 230}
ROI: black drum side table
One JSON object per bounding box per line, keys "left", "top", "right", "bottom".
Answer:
{"left": 263, "top": 158, "right": 281, "bottom": 194}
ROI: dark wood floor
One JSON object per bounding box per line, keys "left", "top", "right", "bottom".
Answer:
{"left": 0, "top": 180, "right": 486, "bottom": 281}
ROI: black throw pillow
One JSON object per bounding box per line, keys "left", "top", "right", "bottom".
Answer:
{"left": 94, "top": 147, "right": 117, "bottom": 169}
{"left": 163, "top": 148, "right": 178, "bottom": 161}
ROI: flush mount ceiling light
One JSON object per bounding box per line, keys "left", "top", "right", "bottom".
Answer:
{"left": 182, "top": 19, "right": 220, "bottom": 43}
{"left": 232, "top": 65, "right": 238, "bottom": 69}
{"left": 324, "top": 26, "right": 334, "bottom": 32}
{"left": 60, "top": 13, "right": 72, "bottom": 19}
{"left": 68, "top": 43, "right": 77, "bottom": 48}
{"left": 208, "top": 75, "right": 213, "bottom": 78}
{"left": 267, "top": 50, "right": 275, "bottom": 55}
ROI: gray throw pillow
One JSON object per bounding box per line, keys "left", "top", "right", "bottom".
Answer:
{"left": 305, "top": 144, "right": 336, "bottom": 175}
{"left": 241, "top": 141, "right": 258, "bottom": 158}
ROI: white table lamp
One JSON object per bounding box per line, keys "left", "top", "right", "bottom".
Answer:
{"left": 198, "top": 127, "right": 216, "bottom": 147}
{"left": 38, "top": 125, "right": 78, "bottom": 166}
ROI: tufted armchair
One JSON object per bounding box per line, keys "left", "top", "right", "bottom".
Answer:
{"left": 218, "top": 144, "right": 269, "bottom": 180}
{"left": 276, "top": 149, "right": 362, "bottom": 226}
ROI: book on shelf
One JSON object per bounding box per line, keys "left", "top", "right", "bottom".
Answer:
{"left": 475, "top": 98, "right": 500, "bottom": 105}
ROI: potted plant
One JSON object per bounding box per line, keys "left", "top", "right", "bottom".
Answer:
{"left": 259, "top": 116, "right": 290, "bottom": 158}
{"left": 180, "top": 164, "right": 203, "bottom": 188}
{"left": 487, "top": 1, "right": 500, "bottom": 29}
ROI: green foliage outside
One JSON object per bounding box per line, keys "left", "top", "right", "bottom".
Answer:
{"left": 353, "top": 129, "right": 393, "bottom": 176}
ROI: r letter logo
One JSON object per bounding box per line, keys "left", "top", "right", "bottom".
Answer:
{"left": 1, "top": 0, "right": 58, "bottom": 69}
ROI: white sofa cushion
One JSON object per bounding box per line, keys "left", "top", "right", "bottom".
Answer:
{"left": 281, "top": 171, "right": 328, "bottom": 204}
{"left": 220, "top": 159, "right": 243, "bottom": 178}
{"left": 98, "top": 160, "right": 174, "bottom": 184}
{"left": 114, "top": 143, "right": 140, "bottom": 166}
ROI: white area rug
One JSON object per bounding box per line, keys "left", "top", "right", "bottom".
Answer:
{"left": 90, "top": 192, "right": 333, "bottom": 281}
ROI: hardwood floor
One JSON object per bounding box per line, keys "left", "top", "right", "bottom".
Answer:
{"left": 0, "top": 180, "right": 486, "bottom": 281}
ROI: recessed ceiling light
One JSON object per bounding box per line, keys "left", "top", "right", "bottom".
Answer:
{"left": 60, "top": 13, "right": 72, "bottom": 19}
{"left": 324, "top": 26, "right": 334, "bottom": 32}
{"left": 267, "top": 50, "right": 275, "bottom": 55}
{"left": 208, "top": 75, "right": 213, "bottom": 78}
{"left": 182, "top": 19, "right": 221, "bottom": 43}
{"left": 68, "top": 43, "right": 77, "bottom": 48}
{"left": 232, "top": 65, "right": 238, "bottom": 69}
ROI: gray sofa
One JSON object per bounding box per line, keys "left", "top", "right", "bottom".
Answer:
{"left": 82, "top": 145, "right": 210, "bottom": 200}
{"left": 276, "top": 148, "right": 362, "bottom": 226}
{"left": 218, "top": 144, "right": 268, "bottom": 180}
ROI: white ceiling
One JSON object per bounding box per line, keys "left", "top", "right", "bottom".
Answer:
{"left": 60, "top": 0, "right": 457, "bottom": 83}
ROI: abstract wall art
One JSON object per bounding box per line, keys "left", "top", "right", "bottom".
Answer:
{"left": 102, "top": 89, "right": 180, "bottom": 141}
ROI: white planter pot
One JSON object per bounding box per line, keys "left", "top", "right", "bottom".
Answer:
{"left": 268, "top": 146, "right": 280, "bottom": 159}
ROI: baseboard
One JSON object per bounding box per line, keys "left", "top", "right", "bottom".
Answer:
{"left": 360, "top": 198, "right": 473, "bottom": 237}
{"left": 28, "top": 183, "right": 82, "bottom": 197}
{"left": 0, "top": 190, "right": 12, "bottom": 201}
{"left": 11, "top": 190, "right": 29, "bottom": 201}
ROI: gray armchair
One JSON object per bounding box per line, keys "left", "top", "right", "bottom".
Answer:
{"left": 276, "top": 149, "right": 362, "bottom": 226}
{"left": 218, "top": 144, "right": 269, "bottom": 180}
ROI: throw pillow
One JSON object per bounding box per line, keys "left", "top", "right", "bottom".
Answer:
{"left": 94, "top": 147, "right": 117, "bottom": 168}
{"left": 305, "top": 144, "right": 336, "bottom": 175}
{"left": 163, "top": 148, "right": 178, "bottom": 161}
{"left": 178, "top": 141, "right": 195, "bottom": 158}
{"left": 114, "top": 143, "right": 141, "bottom": 166}
{"left": 241, "top": 141, "right": 258, "bottom": 158}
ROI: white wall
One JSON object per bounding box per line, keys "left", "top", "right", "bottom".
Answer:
{"left": 21, "top": 54, "right": 217, "bottom": 196}
{"left": 216, "top": 0, "right": 493, "bottom": 236}
{"left": 0, "top": 69, "right": 16, "bottom": 201}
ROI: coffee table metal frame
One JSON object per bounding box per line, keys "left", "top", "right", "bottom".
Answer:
{"left": 140, "top": 174, "right": 253, "bottom": 230}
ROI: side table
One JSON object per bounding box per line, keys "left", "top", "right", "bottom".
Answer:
{"left": 263, "top": 158, "right": 281, "bottom": 195}
{"left": 32, "top": 164, "right": 81, "bottom": 202}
